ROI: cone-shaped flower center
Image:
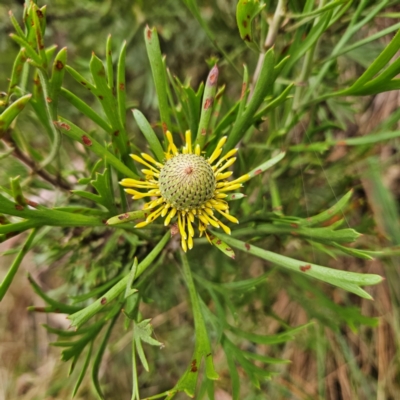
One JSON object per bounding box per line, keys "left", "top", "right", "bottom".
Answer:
{"left": 159, "top": 153, "right": 216, "bottom": 210}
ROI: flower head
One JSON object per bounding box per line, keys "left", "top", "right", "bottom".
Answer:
{"left": 120, "top": 131, "right": 249, "bottom": 252}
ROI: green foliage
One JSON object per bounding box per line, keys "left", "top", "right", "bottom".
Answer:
{"left": 1, "top": 0, "right": 400, "bottom": 399}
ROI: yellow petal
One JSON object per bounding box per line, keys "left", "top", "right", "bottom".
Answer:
{"left": 141, "top": 153, "right": 163, "bottom": 168}
{"left": 164, "top": 207, "right": 177, "bottom": 226}
{"left": 135, "top": 220, "right": 150, "bottom": 228}
{"left": 218, "top": 183, "right": 243, "bottom": 192}
{"left": 215, "top": 171, "right": 233, "bottom": 181}
{"left": 217, "top": 209, "right": 239, "bottom": 224}
{"left": 141, "top": 169, "right": 160, "bottom": 177}
{"left": 185, "top": 130, "right": 192, "bottom": 154}
{"left": 217, "top": 219, "right": 231, "bottom": 235}
{"left": 208, "top": 136, "right": 227, "bottom": 164}
{"left": 166, "top": 131, "right": 178, "bottom": 155}
{"left": 161, "top": 203, "right": 171, "bottom": 217}
{"left": 188, "top": 235, "right": 193, "bottom": 249}
{"left": 181, "top": 237, "right": 188, "bottom": 252}
{"left": 131, "top": 154, "right": 160, "bottom": 172}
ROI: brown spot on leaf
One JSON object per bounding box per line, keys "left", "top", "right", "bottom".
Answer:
{"left": 244, "top": 34, "right": 251, "bottom": 42}
{"left": 81, "top": 81, "right": 87, "bottom": 85}
{"left": 226, "top": 247, "right": 233, "bottom": 252}
{"left": 216, "top": 240, "right": 221, "bottom": 245}
{"left": 55, "top": 60, "right": 64, "bottom": 70}
{"left": 290, "top": 223, "right": 298, "bottom": 228}
{"left": 46, "top": 97, "right": 52, "bottom": 103}
{"left": 231, "top": 195, "right": 236, "bottom": 199}
{"left": 15, "top": 204, "right": 24, "bottom": 211}
{"left": 241, "top": 82, "right": 247, "bottom": 99}
{"left": 119, "top": 82, "right": 125, "bottom": 90}
{"left": 98, "top": 95, "right": 104, "bottom": 100}
{"left": 245, "top": 243, "right": 251, "bottom": 251}
{"left": 190, "top": 359, "right": 197, "bottom": 373}
{"left": 118, "top": 213, "right": 129, "bottom": 220}
{"left": 254, "top": 169, "right": 262, "bottom": 175}
{"left": 336, "top": 140, "right": 347, "bottom": 146}
{"left": 113, "top": 130, "right": 120, "bottom": 136}
{"left": 201, "top": 128, "right": 206, "bottom": 136}
{"left": 300, "top": 264, "right": 311, "bottom": 272}
{"left": 162, "top": 122, "right": 167, "bottom": 133}
{"left": 243, "top": 20, "right": 248, "bottom": 28}
{"left": 82, "top": 135, "right": 92, "bottom": 146}
{"left": 146, "top": 27, "right": 152, "bottom": 40}
{"left": 55, "top": 121, "right": 71, "bottom": 131}
{"left": 209, "top": 65, "right": 218, "bottom": 85}
{"left": 36, "top": 9, "right": 44, "bottom": 18}
{"left": 204, "top": 98, "right": 213, "bottom": 110}
{"left": 101, "top": 297, "right": 107, "bottom": 305}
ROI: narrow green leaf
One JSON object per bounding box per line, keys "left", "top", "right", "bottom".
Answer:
{"left": 0, "top": 229, "right": 37, "bottom": 301}
{"left": 207, "top": 232, "right": 236, "bottom": 259}
{"left": 90, "top": 169, "right": 118, "bottom": 214}
{"left": 9, "top": 10, "right": 25, "bottom": 38}
{"left": 228, "top": 322, "right": 311, "bottom": 345}
{"left": 31, "top": 3, "right": 47, "bottom": 68}
{"left": 132, "top": 109, "right": 165, "bottom": 162}
{"left": 144, "top": 26, "right": 172, "bottom": 134}
{"left": 252, "top": 83, "right": 294, "bottom": 122}
{"left": 246, "top": 152, "right": 286, "bottom": 180}
{"left": 92, "top": 314, "right": 119, "bottom": 400}
{"left": 72, "top": 341, "right": 93, "bottom": 398}
{"left": 225, "top": 193, "right": 246, "bottom": 201}
{"left": 223, "top": 343, "right": 240, "bottom": 400}
{"left": 195, "top": 65, "right": 219, "bottom": 147}
{"left": 106, "top": 210, "right": 147, "bottom": 225}
{"left": 225, "top": 48, "right": 275, "bottom": 151}
{"left": 0, "top": 94, "right": 32, "bottom": 137}
{"left": 60, "top": 88, "right": 112, "bottom": 133}
{"left": 27, "top": 274, "right": 81, "bottom": 313}
{"left": 298, "top": 189, "right": 353, "bottom": 226}
{"left": 117, "top": 41, "right": 127, "bottom": 127}
{"left": 5, "top": 49, "right": 26, "bottom": 104}
{"left": 65, "top": 65, "right": 97, "bottom": 92}
{"left": 106, "top": 34, "right": 114, "bottom": 90}
{"left": 346, "top": 28, "right": 400, "bottom": 92}
{"left": 49, "top": 47, "right": 67, "bottom": 111}
{"left": 56, "top": 117, "right": 139, "bottom": 179}
{"left": 215, "top": 234, "right": 383, "bottom": 299}
{"left": 9, "top": 33, "right": 43, "bottom": 67}
{"left": 234, "top": 223, "right": 361, "bottom": 244}
{"left": 125, "top": 258, "right": 138, "bottom": 299}
{"left": 284, "top": 10, "right": 333, "bottom": 73}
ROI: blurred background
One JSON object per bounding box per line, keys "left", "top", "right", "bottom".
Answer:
{"left": 1, "top": 0, "right": 400, "bottom": 399}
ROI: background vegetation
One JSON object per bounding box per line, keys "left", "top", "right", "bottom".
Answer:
{"left": 1, "top": 0, "right": 400, "bottom": 399}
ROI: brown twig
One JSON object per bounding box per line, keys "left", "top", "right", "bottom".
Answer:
{"left": 2, "top": 130, "right": 71, "bottom": 191}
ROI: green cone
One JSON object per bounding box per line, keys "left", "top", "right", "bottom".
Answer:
{"left": 159, "top": 154, "right": 216, "bottom": 210}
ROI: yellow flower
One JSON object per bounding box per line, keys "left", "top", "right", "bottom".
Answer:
{"left": 120, "top": 130, "right": 249, "bottom": 252}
